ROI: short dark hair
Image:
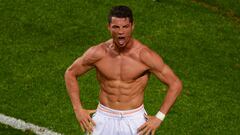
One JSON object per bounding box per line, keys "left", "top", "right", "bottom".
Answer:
{"left": 108, "top": 5, "right": 133, "bottom": 24}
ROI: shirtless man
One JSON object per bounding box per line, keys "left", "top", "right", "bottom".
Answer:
{"left": 64, "top": 6, "right": 182, "bottom": 135}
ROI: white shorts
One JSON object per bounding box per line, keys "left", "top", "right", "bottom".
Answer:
{"left": 91, "top": 104, "right": 147, "bottom": 135}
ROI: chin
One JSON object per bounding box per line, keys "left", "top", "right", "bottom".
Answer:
{"left": 118, "top": 43, "right": 126, "bottom": 48}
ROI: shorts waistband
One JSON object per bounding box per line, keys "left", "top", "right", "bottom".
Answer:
{"left": 96, "top": 103, "right": 145, "bottom": 118}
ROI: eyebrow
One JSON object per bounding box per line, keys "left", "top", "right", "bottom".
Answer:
{"left": 112, "top": 25, "right": 120, "bottom": 28}
{"left": 112, "top": 24, "right": 129, "bottom": 27}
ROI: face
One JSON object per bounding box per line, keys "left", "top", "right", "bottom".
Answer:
{"left": 108, "top": 17, "right": 134, "bottom": 48}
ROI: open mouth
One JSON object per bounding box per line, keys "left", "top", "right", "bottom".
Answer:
{"left": 118, "top": 36, "right": 126, "bottom": 45}
{"left": 118, "top": 37, "right": 125, "bottom": 39}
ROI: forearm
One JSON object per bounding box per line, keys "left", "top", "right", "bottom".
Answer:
{"left": 159, "top": 80, "right": 182, "bottom": 115}
{"left": 64, "top": 71, "right": 83, "bottom": 112}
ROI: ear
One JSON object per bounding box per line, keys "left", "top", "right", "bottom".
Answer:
{"left": 107, "top": 23, "right": 111, "bottom": 31}
{"left": 131, "top": 22, "right": 135, "bottom": 31}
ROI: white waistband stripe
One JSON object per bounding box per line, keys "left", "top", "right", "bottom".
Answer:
{"left": 97, "top": 104, "right": 145, "bottom": 117}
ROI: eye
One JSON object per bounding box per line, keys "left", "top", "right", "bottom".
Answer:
{"left": 112, "top": 25, "right": 119, "bottom": 29}
{"left": 123, "top": 25, "right": 129, "bottom": 28}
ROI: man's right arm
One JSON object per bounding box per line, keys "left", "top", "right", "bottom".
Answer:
{"left": 65, "top": 46, "right": 97, "bottom": 111}
{"left": 64, "top": 45, "right": 103, "bottom": 133}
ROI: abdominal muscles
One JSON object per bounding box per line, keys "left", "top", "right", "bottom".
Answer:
{"left": 98, "top": 75, "right": 149, "bottom": 110}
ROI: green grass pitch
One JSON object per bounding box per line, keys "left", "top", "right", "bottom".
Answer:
{"left": 0, "top": 0, "right": 239, "bottom": 134}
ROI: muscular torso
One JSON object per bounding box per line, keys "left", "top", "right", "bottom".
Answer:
{"left": 94, "top": 39, "right": 150, "bottom": 110}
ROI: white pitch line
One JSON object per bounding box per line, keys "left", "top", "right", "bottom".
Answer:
{"left": 0, "top": 113, "right": 62, "bottom": 135}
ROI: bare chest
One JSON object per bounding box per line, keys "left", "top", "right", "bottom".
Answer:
{"left": 95, "top": 55, "right": 149, "bottom": 81}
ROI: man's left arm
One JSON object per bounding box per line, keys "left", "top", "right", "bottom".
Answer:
{"left": 138, "top": 48, "right": 182, "bottom": 135}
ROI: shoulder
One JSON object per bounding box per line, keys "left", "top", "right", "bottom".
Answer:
{"left": 137, "top": 42, "right": 164, "bottom": 69}
{"left": 85, "top": 39, "right": 114, "bottom": 55}
{"left": 84, "top": 43, "right": 105, "bottom": 56}
{"left": 81, "top": 42, "right": 107, "bottom": 65}
{"left": 136, "top": 41, "right": 159, "bottom": 61}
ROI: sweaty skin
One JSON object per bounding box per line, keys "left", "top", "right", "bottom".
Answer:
{"left": 65, "top": 17, "right": 182, "bottom": 134}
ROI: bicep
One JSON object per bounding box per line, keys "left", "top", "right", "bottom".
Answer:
{"left": 140, "top": 48, "right": 178, "bottom": 85}
{"left": 151, "top": 64, "right": 178, "bottom": 85}
{"left": 67, "top": 57, "right": 94, "bottom": 77}
{"left": 66, "top": 45, "right": 103, "bottom": 76}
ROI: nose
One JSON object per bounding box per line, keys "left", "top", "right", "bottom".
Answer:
{"left": 118, "top": 28, "right": 124, "bottom": 35}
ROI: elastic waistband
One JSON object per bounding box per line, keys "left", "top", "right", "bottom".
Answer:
{"left": 96, "top": 103, "right": 145, "bottom": 118}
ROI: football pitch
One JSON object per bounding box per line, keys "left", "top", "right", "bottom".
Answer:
{"left": 0, "top": 0, "right": 240, "bottom": 134}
